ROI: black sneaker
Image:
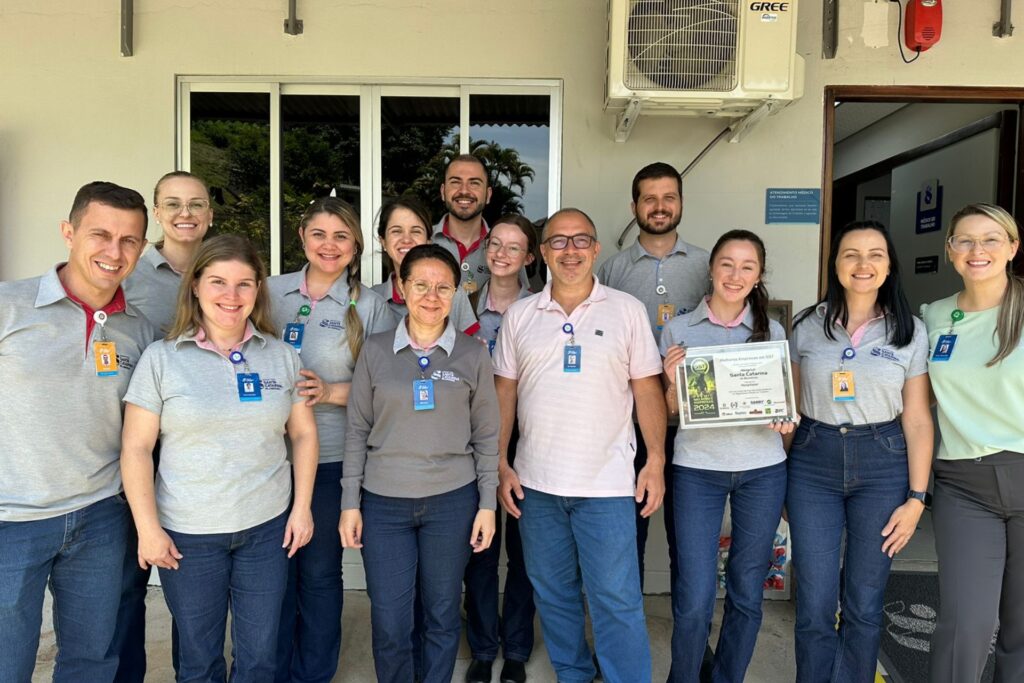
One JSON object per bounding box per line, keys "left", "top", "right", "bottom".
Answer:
{"left": 466, "top": 658, "right": 494, "bottom": 683}
{"left": 499, "top": 659, "right": 527, "bottom": 683}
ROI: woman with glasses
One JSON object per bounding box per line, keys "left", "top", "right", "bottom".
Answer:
{"left": 120, "top": 234, "right": 318, "bottom": 682}
{"left": 267, "top": 197, "right": 393, "bottom": 683}
{"left": 462, "top": 215, "right": 538, "bottom": 683}
{"left": 660, "top": 230, "right": 793, "bottom": 682}
{"left": 922, "top": 203, "right": 1024, "bottom": 683}
{"left": 787, "top": 220, "right": 933, "bottom": 682}
{"left": 340, "top": 243, "right": 499, "bottom": 683}
{"left": 373, "top": 197, "right": 480, "bottom": 336}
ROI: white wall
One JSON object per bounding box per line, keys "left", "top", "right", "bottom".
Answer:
{"left": 4, "top": 0, "right": 1024, "bottom": 591}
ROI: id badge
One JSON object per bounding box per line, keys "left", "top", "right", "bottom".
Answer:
{"left": 563, "top": 345, "right": 582, "bottom": 373}
{"left": 237, "top": 373, "right": 263, "bottom": 402}
{"left": 93, "top": 341, "right": 119, "bottom": 376}
{"left": 487, "top": 339, "right": 496, "bottom": 356}
{"left": 931, "top": 334, "right": 957, "bottom": 362}
{"left": 462, "top": 279, "right": 478, "bottom": 294}
{"left": 656, "top": 303, "right": 675, "bottom": 331}
{"left": 832, "top": 371, "right": 855, "bottom": 402}
{"left": 283, "top": 322, "right": 305, "bottom": 351}
{"left": 413, "top": 379, "right": 435, "bottom": 411}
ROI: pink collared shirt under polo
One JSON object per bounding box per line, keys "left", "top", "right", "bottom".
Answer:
{"left": 492, "top": 277, "right": 663, "bottom": 498}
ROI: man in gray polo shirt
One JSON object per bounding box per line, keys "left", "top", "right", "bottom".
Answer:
{"left": 596, "top": 161, "right": 711, "bottom": 666}
{"left": 433, "top": 154, "right": 494, "bottom": 294}
{"left": 0, "top": 181, "right": 155, "bottom": 682}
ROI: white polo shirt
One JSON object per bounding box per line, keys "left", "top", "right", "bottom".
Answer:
{"left": 0, "top": 267, "right": 156, "bottom": 521}
{"left": 492, "top": 277, "right": 663, "bottom": 497}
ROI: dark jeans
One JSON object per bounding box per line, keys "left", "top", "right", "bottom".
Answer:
{"left": 787, "top": 417, "right": 908, "bottom": 683}
{"left": 361, "top": 483, "right": 477, "bottom": 683}
{"left": 0, "top": 495, "right": 129, "bottom": 683}
{"left": 160, "top": 510, "right": 290, "bottom": 683}
{"left": 462, "top": 424, "right": 535, "bottom": 663}
{"left": 668, "top": 462, "right": 787, "bottom": 683}
{"left": 276, "top": 462, "right": 344, "bottom": 683}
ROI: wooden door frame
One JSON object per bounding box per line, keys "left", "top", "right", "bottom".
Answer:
{"left": 820, "top": 85, "right": 1024, "bottom": 295}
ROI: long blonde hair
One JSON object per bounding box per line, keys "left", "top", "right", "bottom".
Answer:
{"left": 300, "top": 197, "right": 366, "bottom": 362}
{"left": 947, "top": 202, "right": 1024, "bottom": 365}
{"left": 167, "top": 234, "right": 277, "bottom": 340}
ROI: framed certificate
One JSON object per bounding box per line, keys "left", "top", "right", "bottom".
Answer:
{"left": 676, "top": 340, "right": 797, "bottom": 429}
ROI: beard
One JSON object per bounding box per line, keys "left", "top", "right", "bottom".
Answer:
{"left": 636, "top": 210, "right": 681, "bottom": 236}
{"left": 446, "top": 195, "right": 486, "bottom": 222}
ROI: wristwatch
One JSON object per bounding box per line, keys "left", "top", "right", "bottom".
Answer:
{"left": 907, "top": 489, "right": 932, "bottom": 507}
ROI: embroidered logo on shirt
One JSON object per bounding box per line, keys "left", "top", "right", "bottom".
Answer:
{"left": 116, "top": 354, "right": 136, "bottom": 371}
{"left": 318, "top": 319, "right": 344, "bottom": 331}
{"left": 431, "top": 370, "right": 461, "bottom": 383}
{"left": 260, "top": 378, "right": 285, "bottom": 391}
{"left": 595, "top": 330, "right": 604, "bottom": 336}
{"left": 869, "top": 347, "right": 900, "bottom": 363}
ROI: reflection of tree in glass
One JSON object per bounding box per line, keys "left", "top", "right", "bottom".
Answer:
{"left": 191, "top": 120, "right": 272, "bottom": 269}
{"left": 407, "top": 136, "right": 536, "bottom": 226}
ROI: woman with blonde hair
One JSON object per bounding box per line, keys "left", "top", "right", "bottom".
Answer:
{"left": 268, "top": 196, "right": 393, "bottom": 682}
{"left": 923, "top": 202, "right": 1024, "bottom": 683}
{"left": 121, "top": 234, "right": 318, "bottom": 682}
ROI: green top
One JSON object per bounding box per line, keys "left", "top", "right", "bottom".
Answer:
{"left": 922, "top": 292, "right": 1024, "bottom": 460}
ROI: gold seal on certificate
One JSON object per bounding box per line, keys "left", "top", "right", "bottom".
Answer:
{"left": 676, "top": 340, "right": 797, "bottom": 429}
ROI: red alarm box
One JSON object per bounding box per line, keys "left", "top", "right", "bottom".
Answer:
{"left": 905, "top": 0, "right": 942, "bottom": 52}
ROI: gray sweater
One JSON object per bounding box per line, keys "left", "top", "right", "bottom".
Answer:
{"left": 342, "top": 322, "right": 499, "bottom": 510}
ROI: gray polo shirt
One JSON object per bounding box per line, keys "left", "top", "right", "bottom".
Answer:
{"left": 123, "top": 246, "right": 181, "bottom": 337}
{"left": 790, "top": 304, "right": 929, "bottom": 426}
{"left": 267, "top": 267, "right": 396, "bottom": 463}
{"left": 597, "top": 236, "right": 710, "bottom": 343}
{"left": 472, "top": 280, "right": 533, "bottom": 348}
{"left": 659, "top": 299, "right": 787, "bottom": 471}
{"left": 343, "top": 321, "right": 500, "bottom": 511}
{"left": 0, "top": 267, "right": 156, "bottom": 521}
{"left": 433, "top": 215, "right": 492, "bottom": 289}
{"left": 123, "top": 328, "right": 303, "bottom": 534}
{"left": 371, "top": 276, "right": 479, "bottom": 336}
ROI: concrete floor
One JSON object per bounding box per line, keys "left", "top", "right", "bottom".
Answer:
{"left": 32, "top": 590, "right": 798, "bottom": 682}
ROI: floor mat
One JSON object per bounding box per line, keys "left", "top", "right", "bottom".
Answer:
{"left": 878, "top": 571, "right": 995, "bottom": 683}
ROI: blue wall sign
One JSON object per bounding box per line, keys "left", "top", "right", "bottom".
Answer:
{"left": 765, "top": 188, "right": 821, "bottom": 224}
{"left": 916, "top": 179, "right": 943, "bottom": 233}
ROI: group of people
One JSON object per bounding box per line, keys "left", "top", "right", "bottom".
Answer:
{"left": 0, "top": 155, "right": 1020, "bottom": 683}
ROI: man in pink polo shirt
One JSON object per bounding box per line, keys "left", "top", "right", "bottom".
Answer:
{"left": 492, "top": 208, "right": 667, "bottom": 683}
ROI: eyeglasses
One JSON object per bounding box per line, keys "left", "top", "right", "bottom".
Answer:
{"left": 405, "top": 280, "right": 456, "bottom": 300}
{"left": 485, "top": 238, "right": 527, "bottom": 257}
{"left": 158, "top": 199, "right": 210, "bottom": 215}
{"left": 542, "top": 234, "right": 596, "bottom": 250}
{"left": 947, "top": 235, "right": 1009, "bottom": 253}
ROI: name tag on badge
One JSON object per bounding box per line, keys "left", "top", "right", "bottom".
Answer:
{"left": 832, "top": 371, "right": 855, "bottom": 401}
{"left": 93, "top": 341, "right": 119, "bottom": 376}
{"left": 283, "top": 323, "right": 305, "bottom": 351}
{"left": 563, "top": 345, "right": 582, "bottom": 373}
{"left": 656, "top": 303, "right": 675, "bottom": 331}
{"left": 237, "top": 373, "right": 262, "bottom": 402}
{"left": 413, "top": 379, "right": 435, "bottom": 411}
{"left": 931, "top": 334, "right": 957, "bottom": 361}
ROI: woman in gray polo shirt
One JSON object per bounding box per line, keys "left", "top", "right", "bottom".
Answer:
{"left": 659, "top": 230, "right": 793, "bottom": 682}
{"left": 121, "top": 234, "right": 318, "bottom": 682}
{"left": 788, "top": 220, "right": 932, "bottom": 682}
{"left": 340, "top": 244, "right": 499, "bottom": 683}
{"left": 267, "top": 197, "right": 394, "bottom": 683}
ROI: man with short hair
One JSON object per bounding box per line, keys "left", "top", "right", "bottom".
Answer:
{"left": 433, "top": 154, "right": 494, "bottom": 294}
{"left": 596, "top": 161, "right": 710, "bottom": 589}
{"left": 0, "top": 181, "right": 156, "bottom": 682}
{"left": 493, "top": 208, "right": 666, "bottom": 683}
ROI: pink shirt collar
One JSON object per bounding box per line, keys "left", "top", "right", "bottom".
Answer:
{"left": 193, "top": 321, "right": 257, "bottom": 356}
{"left": 704, "top": 297, "right": 749, "bottom": 328}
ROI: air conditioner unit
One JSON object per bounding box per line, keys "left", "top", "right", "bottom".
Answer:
{"left": 606, "top": 0, "right": 805, "bottom": 119}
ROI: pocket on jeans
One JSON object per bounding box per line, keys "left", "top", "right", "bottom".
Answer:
{"left": 790, "top": 426, "right": 812, "bottom": 450}
{"left": 880, "top": 433, "right": 907, "bottom": 455}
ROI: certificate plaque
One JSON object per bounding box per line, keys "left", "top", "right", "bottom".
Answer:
{"left": 676, "top": 340, "right": 796, "bottom": 429}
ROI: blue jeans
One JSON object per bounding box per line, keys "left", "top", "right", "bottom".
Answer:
{"left": 787, "top": 417, "right": 908, "bottom": 683}
{"left": 361, "top": 483, "right": 477, "bottom": 683}
{"left": 160, "top": 510, "right": 289, "bottom": 683}
{"left": 668, "top": 462, "right": 787, "bottom": 683}
{"left": 276, "top": 462, "right": 344, "bottom": 683}
{"left": 0, "top": 495, "right": 129, "bottom": 683}
{"left": 518, "top": 489, "right": 651, "bottom": 683}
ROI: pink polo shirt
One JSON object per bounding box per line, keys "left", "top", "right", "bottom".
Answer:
{"left": 492, "top": 277, "right": 663, "bottom": 497}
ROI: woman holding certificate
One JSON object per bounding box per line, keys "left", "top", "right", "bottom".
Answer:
{"left": 788, "top": 220, "right": 933, "bottom": 683}
{"left": 660, "top": 230, "right": 793, "bottom": 682}
{"left": 922, "top": 203, "right": 1024, "bottom": 683}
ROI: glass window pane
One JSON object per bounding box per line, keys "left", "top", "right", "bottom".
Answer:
{"left": 189, "top": 92, "right": 271, "bottom": 269}
{"left": 280, "top": 95, "right": 361, "bottom": 274}
{"left": 469, "top": 94, "right": 550, "bottom": 224}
